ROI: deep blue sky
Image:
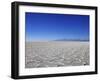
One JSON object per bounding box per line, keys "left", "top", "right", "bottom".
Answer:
{"left": 25, "top": 12, "right": 89, "bottom": 41}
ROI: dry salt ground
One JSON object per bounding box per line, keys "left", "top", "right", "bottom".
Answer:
{"left": 25, "top": 41, "right": 89, "bottom": 68}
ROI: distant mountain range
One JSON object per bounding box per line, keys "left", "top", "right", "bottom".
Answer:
{"left": 53, "top": 39, "right": 89, "bottom": 41}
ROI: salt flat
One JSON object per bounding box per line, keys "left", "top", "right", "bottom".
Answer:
{"left": 25, "top": 41, "right": 89, "bottom": 68}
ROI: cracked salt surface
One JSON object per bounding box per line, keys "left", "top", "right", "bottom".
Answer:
{"left": 25, "top": 41, "right": 89, "bottom": 68}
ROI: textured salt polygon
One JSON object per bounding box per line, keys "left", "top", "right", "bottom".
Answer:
{"left": 25, "top": 42, "right": 89, "bottom": 68}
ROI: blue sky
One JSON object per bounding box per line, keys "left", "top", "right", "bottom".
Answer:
{"left": 25, "top": 12, "right": 89, "bottom": 41}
